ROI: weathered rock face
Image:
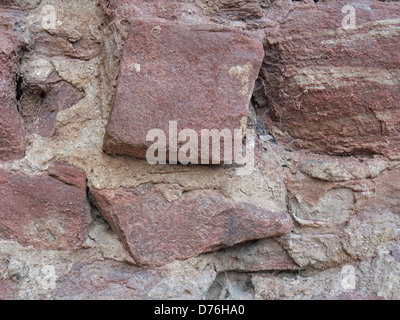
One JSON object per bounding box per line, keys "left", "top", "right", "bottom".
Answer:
{"left": 211, "top": 238, "right": 300, "bottom": 272}
{"left": 101, "top": 0, "right": 263, "bottom": 21}
{"left": 0, "top": 0, "right": 39, "bottom": 10}
{"left": 101, "top": 0, "right": 187, "bottom": 20}
{"left": 103, "top": 19, "right": 264, "bottom": 161}
{"left": 55, "top": 260, "right": 163, "bottom": 300}
{"left": 0, "top": 31, "right": 25, "bottom": 162}
{"left": 1, "top": 0, "right": 400, "bottom": 301}
{"left": 0, "top": 281, "right": 14, "bottom": 300}
{"left": 0, "top": 163, "right": 90, "bottom": 250}
{"left": 91, "top": 184, "right": 291, "bottom": 266}
{"left": 259, "top": 0, "right": 400, "bottom": 156}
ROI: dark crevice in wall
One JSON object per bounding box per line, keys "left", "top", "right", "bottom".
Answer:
{"left": 15, "top": 75, "right": 23, "bottom": 112}
{"left": 206, "top": 272, "right": 255, "bottom": 300}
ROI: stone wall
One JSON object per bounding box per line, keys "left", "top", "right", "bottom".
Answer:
{"left": 0, "top": 0, "right": 399, "bottom": 300}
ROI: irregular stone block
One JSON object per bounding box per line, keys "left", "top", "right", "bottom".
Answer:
{"left": 32, "top": 34, "right": 101, "bottom": 61}
{"left": 0, "top": 31, "right": 25, "bottom": 161}
{"left": 90, "top": 184, "right": 291, "bottom": 266}
{"left": 252, "top": 268, "right": 345, "bottom": 300}
{"left": 213, "top": 239, "right": 300, "bottom": 272}
{"left": 0, "top": 163, "right": 90, "bottom": 249}
{"left": 260, "top": 1, "right": 400, "bottom": 156}
{"left": 101, "top": 0, "right": 186, "bottom": 20}
{"left": 103, "top": 19, "right": 264, "bottom": 161}
{"left": 342, "top": 212, "right": 400, "bottom": 260}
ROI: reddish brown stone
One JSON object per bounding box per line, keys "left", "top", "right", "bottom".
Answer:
{"left": 0, "top": 280, "right": 15, "bottom": 300}
{"left": 0, "top": 31, "right": 25, "bottom": 161}
{"left": 259, "top": 1, "right": 400, "bottom": 156}
{"left": 31, "top": 33, "right": 101, "bottom": 61}
{"left": 47, "top": 161, "right": 88, "bottom": 191}
{"left": 0, "top": 164, "right": 90, "bottom": 250}
{"left": 0, "top": 0, "right": 39, "bottom": 9}
{"left": 90, "top": 184, "right": 291, "bottom": 266}
{"left": 103, "top": 19, "right": 264, "bottom": 161}
{"left": 55, "top": 260, "right": 162, "bottom": 300}
{"left": 20, "top": 80, "right": 85, "bottom": 138}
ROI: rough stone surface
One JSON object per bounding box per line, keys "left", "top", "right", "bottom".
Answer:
{"left": 0, "top": 0, "right": 40, "bottom": 9}
{"left": 299, "top": 158, "right": 389, "bottom": 182}
{"left": 0, "top": 163, "right": 90, "bottom": 249}
{"left": 342, "top": 212, "right": 400, "bottom": 260}
{"left": 103, "top": 18, "right": 264, "bottom": 160}
{"left": 0, "top": 31, "right": 25, "bottom": 162}
{"left": 0, "top": 0, "right": 400, "bottom": 301}
{"left": 91, "top": 184, "right": 292, "bottom": 266}
{"left": 211, "top": 239, "right": 300, "bottom": 272}
{"left": 20, "top": 79, "right": 85, "bottom": 137}
{"left": 259, "top": 0, "right": 400, "bottom": 156}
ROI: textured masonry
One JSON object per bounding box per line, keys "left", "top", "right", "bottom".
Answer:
{"left": 0, "top": 31, "right": 25, "bottom": 161}
{"left": 258, "top": 1, "right": 400, "bottom": 155}
{"left": 91, "top": 184, "right": 292, "bottom": 266}
{"left": 0, "top": 0, "right": 400, "bottom": 300}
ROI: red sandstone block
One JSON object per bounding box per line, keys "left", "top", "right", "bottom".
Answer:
{"left": 261, "top": 0, "right": 400, "bottom": 156}
{"left": 103, "top": 19, "right": 264, "bottom": 161}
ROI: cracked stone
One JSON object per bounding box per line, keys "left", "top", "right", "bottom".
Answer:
{"left": 90, "top": 183, "right": 291, "bottom": 266}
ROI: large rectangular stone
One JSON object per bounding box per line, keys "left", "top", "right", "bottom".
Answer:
{"left": 103, "top": 19, "right": 264, "bottom": 162}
